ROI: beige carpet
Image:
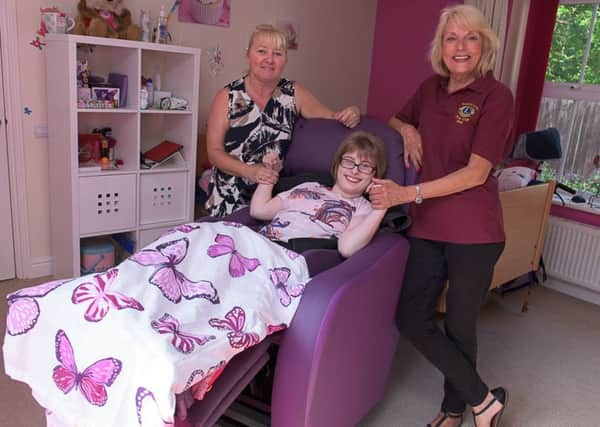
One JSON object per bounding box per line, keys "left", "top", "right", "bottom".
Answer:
{"left": 2, "top": 276, "right": 599, "bottom": 427}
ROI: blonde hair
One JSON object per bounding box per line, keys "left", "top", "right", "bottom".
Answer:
{"left": 331, "top": 131, "right": 387, "bottom": 179}
{"left": 429, "top": 5, "right": 499, "bottom": 78}
{"left": 247, "top": 24, "right": 288, "bottom": 53}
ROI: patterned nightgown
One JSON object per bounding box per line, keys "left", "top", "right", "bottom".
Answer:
{"left": 206, "top": 77, "right": 299, "bottom": 217}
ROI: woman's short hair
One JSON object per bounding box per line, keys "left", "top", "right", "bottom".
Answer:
{"left": 248, "top": 24, "right": 287, "bottom": 53}
{"left": 331, "top": 131, "right": 387, "bottom": 179}
{"left": 429, "top": 5, "right": 499, "bottom": 78}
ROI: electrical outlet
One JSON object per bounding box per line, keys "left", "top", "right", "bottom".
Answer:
{"left": 33, "top": 123, "right": 48, "bottom": 139}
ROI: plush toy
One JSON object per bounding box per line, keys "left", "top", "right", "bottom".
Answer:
{"left": 73, "top": 0, "right": 142, "bottom": 41}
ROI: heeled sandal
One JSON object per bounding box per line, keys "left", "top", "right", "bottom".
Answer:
{"left": 472, "top": 387, "right": 508, "bottom": 427}
{"left": 426, "top": 411, "right": 463, "bottom": 427}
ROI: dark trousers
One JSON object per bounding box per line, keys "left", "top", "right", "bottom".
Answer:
{"left": 396, "top": 237, "right": 505, "bottom": 413}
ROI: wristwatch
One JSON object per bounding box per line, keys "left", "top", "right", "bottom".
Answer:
{"left": 414, "top": 185, "right": 423, "bottom": 204}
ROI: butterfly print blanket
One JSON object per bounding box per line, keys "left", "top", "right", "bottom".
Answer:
{"left": 3, "top": 222, "right": 309, "bottom": 427}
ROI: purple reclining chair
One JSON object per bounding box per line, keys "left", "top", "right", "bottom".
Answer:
{"left": 186, "top": 117, "right": 413, "bottom": 427}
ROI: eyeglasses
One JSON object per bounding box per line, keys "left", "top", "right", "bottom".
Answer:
{"left": 339, "top": 157, "right": 375, "bottom": 174}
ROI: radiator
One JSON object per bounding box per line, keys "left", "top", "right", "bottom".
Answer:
{"left": 542, "top": 217, "right": 600, "bottom": 293}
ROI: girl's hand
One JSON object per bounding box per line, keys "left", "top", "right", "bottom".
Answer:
{"left": 368, "top": 178, "right": 414, "bottom": 209}
{"left": 400, "top": 124, "right": 423, "bottom": 170}
{"left": 262, "top": 151, "right": 282, "bottom": 171}
{"left": 248, "top": 163, "right": 279, "bottom": 185}
{"left": 333, "top": 105, "right": 361, "bottom": 128}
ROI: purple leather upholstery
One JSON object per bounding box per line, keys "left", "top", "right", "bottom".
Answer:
{"left": 189, "top": 117, "right": 412, "bottom": 426}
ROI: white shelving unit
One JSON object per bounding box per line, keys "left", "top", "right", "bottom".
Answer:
{"left": 45, "top": 34, "right": 201, "bottom": 278}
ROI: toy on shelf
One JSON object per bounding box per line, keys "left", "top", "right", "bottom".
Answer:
{"left": 78, "top": 127, "right": 123, "bottom": 171}
{"left": 73, "top": 0, "right": 142, "bottom": 40}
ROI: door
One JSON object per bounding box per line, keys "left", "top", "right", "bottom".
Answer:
{"left": 0, "top": 31, "right": 15, "bottom": 280}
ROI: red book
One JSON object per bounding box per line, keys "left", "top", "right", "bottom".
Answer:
{"left": 143, "top": 140, "right": 183, "bottom": 163}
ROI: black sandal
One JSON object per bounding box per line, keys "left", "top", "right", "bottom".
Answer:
{"left": 426, "top": 411, "right": 463, "bottom": 427}
{"left": 472, "top": 387, "right": 508, "bottom": 427}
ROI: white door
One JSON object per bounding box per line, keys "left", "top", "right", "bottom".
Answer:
{"left": 0, "top": 30, "right": 16, "bottom": 280}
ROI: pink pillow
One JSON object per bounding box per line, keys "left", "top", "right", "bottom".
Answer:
{"left": 495, "top": 166, "right": 537, "bottom": 191}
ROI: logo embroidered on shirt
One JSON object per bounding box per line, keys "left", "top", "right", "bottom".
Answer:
{"left": 456, "top": 102, "right": 479, "bottom": 124}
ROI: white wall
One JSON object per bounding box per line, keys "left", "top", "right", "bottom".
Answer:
{"left": 13, "top": 0, "right": 377, "bottom": 277}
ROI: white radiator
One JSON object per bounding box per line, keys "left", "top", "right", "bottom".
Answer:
{"left": 542, "top": 217, "right": 600, "bottom": 294}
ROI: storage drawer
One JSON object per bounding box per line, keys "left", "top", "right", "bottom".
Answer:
{"left": 79, "top": 174, "right": 137, "bottom": 234}
{"left": 140, "top": 172, "right": 187, "bottom": 225}
{"left": 139, "top": 226, "right": 173, "bottom": 249}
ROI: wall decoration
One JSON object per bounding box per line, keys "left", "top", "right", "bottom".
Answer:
{"left": 276, "top": 20, "right": 299, "bottom": 50}
{"left": 24, "top": 107, "right": 33, "bottom": 115}
{"left": 207, "top": 46, "right": 224, "bottom": 77}
{"left": 30, "top": 36, "right": 46, "bottom": 51}
{"left": 178, "top": 0, "right": 230, "bottom": 27}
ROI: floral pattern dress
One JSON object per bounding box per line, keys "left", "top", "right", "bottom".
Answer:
{"left": 206, "top": 77, "right": 299, "bottom": 217}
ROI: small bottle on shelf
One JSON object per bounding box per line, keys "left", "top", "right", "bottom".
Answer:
{"left": 146, "top": 79, "right": 154, "bottom": 109}
{"left": 156, "top": 6, "right": 169, "bottom": 44}
{"left": 140, "top": 78, "right": 149, "bottom": 109}
{"left": 140, "top": 9, "right": 152, "bottom": 43}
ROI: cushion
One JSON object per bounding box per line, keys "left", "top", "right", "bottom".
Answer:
{"left": 495, "top": 166, "right": 537, "bottom": 191}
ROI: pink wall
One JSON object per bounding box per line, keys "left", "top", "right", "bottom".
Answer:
{"left": 367, "top": 0, "right": 459, "bottom": 121}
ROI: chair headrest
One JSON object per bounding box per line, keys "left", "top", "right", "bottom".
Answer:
{"left": 284, "top": 117, "right": 413, "bottom": 186}
{"left": 513, "top": 127, "right": 562, "bottom": 161}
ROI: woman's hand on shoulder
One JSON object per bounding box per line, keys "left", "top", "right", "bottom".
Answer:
{"left": 333, "top": 105, "right": 361, "bottom": 128}
{"left": 389, "top": 117, "right": 423, "bottom": 170}
{"left": 295, "top": 83, "right": 360, "bottom": 127}
{"left": 368, "top": 178, "right": 414, "bottom": 209}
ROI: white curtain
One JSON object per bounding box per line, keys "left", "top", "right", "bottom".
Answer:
{"left": 465, "top": 0, "right": 509, "bottom": 78}
{"left": 499, "top": 0, "right": 531, "bottom": 94}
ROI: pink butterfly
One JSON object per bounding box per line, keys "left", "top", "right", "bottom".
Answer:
{"left": 6, "top": 279, "right": 66, "bottom": 336}
{"left": 151, "top": 313, "right": 215, "bottom": 354}
{"left": 52, "top": 329, "right": 122, "bottom": 406}
{"left": 186, "top": 361, "right": 227, "bottom": 401}
{"left": 270, "top": 267, "right": 305, "bottom": 307}
{"left": 72, "top": 269, "right": 144, "bottom": 322}
{"left": 207, "top": 234, "right": 261, "bottom": 278}
{"left": 161, "top": 223, "right": 202, "bottom": 237}
{"left": 284, "top": 248, "right": 300, "bottom": 260}
{"left": 130, "top": 238, "right": 219, "bottom": 304}
{"left": 208, "top": 306, "right": 260, "bottom": 350}
{"left": 135, "top": 387, "right": 174, "bottom": 426}
{"left": 267, "top": 323, "right": 288, "bottom": 335}
{"left": 222, "top": 221, "right": 243, "bottom": 228}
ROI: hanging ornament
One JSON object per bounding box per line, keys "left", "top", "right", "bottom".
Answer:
{"left": 207, "top": 46, "right": 224, "bottom": 77}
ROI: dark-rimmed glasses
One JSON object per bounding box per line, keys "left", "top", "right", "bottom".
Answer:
{"left": 340, "top": 157, "right": 375, "bottom": 174}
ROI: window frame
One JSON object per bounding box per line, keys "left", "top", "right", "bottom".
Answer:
{"left": 543, "top": 0, "right": 600, "bottom": 99}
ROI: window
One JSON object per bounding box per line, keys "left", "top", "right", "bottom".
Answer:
{"left": 538, "top": 0, "right": 600, "bottom": 196}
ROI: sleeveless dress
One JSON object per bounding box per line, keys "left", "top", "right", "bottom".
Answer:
{"left": 206, "top": 77, "right": 299, "bottom": 217}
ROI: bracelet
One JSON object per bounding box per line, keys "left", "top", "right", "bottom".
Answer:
{"left": 414, "top": 185, "right": 423, "bottom": 204}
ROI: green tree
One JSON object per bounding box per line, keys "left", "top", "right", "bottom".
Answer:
{"left": 546, "top": 4, "right": 599, "bottom": 84}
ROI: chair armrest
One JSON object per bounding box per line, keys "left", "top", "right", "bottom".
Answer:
{"left": 271, "top": 232, "right": 410, "bottom": 427}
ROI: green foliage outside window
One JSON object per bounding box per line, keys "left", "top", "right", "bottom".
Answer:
{"left": 540, "top": 163, "right": 600, "bottom": 196}
{"left": 545, "top": 4, "right": 600, "bottom": 84}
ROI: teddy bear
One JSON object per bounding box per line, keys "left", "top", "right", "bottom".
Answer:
{"left": 73, "top": 0, "right": 142, "bottom": 41}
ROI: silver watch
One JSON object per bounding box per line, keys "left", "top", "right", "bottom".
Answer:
{"left": 414, "top": 185, "right": 423, "bottom": 204}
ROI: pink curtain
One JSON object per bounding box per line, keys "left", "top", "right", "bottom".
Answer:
{"left": 513, "top": 0, "right": 559, "bottom": 138}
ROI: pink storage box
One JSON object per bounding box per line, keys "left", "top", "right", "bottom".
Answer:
{"left": 80, "top": 240, "right": 115, "bottom": 274}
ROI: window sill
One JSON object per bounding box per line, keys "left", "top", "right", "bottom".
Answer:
{"left": 551, "top": 197, "right": 600, "bottom": 228}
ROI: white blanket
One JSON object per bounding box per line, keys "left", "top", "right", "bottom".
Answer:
{"left": 3, "top": 222, "right": 310, "bottom": 427}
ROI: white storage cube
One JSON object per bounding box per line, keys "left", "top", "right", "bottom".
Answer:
{"left": 139, "top": 226, "right": 173, "bottom": 249}
{"left": 140, "top": 172, "right": 187, "bottom": 225}
{"left": 79, "top": 174, "right": 137, "bottom": 234}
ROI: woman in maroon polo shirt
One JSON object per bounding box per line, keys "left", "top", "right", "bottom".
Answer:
{"left": 369, "top": 5, "right": 513, "bottom": 427}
